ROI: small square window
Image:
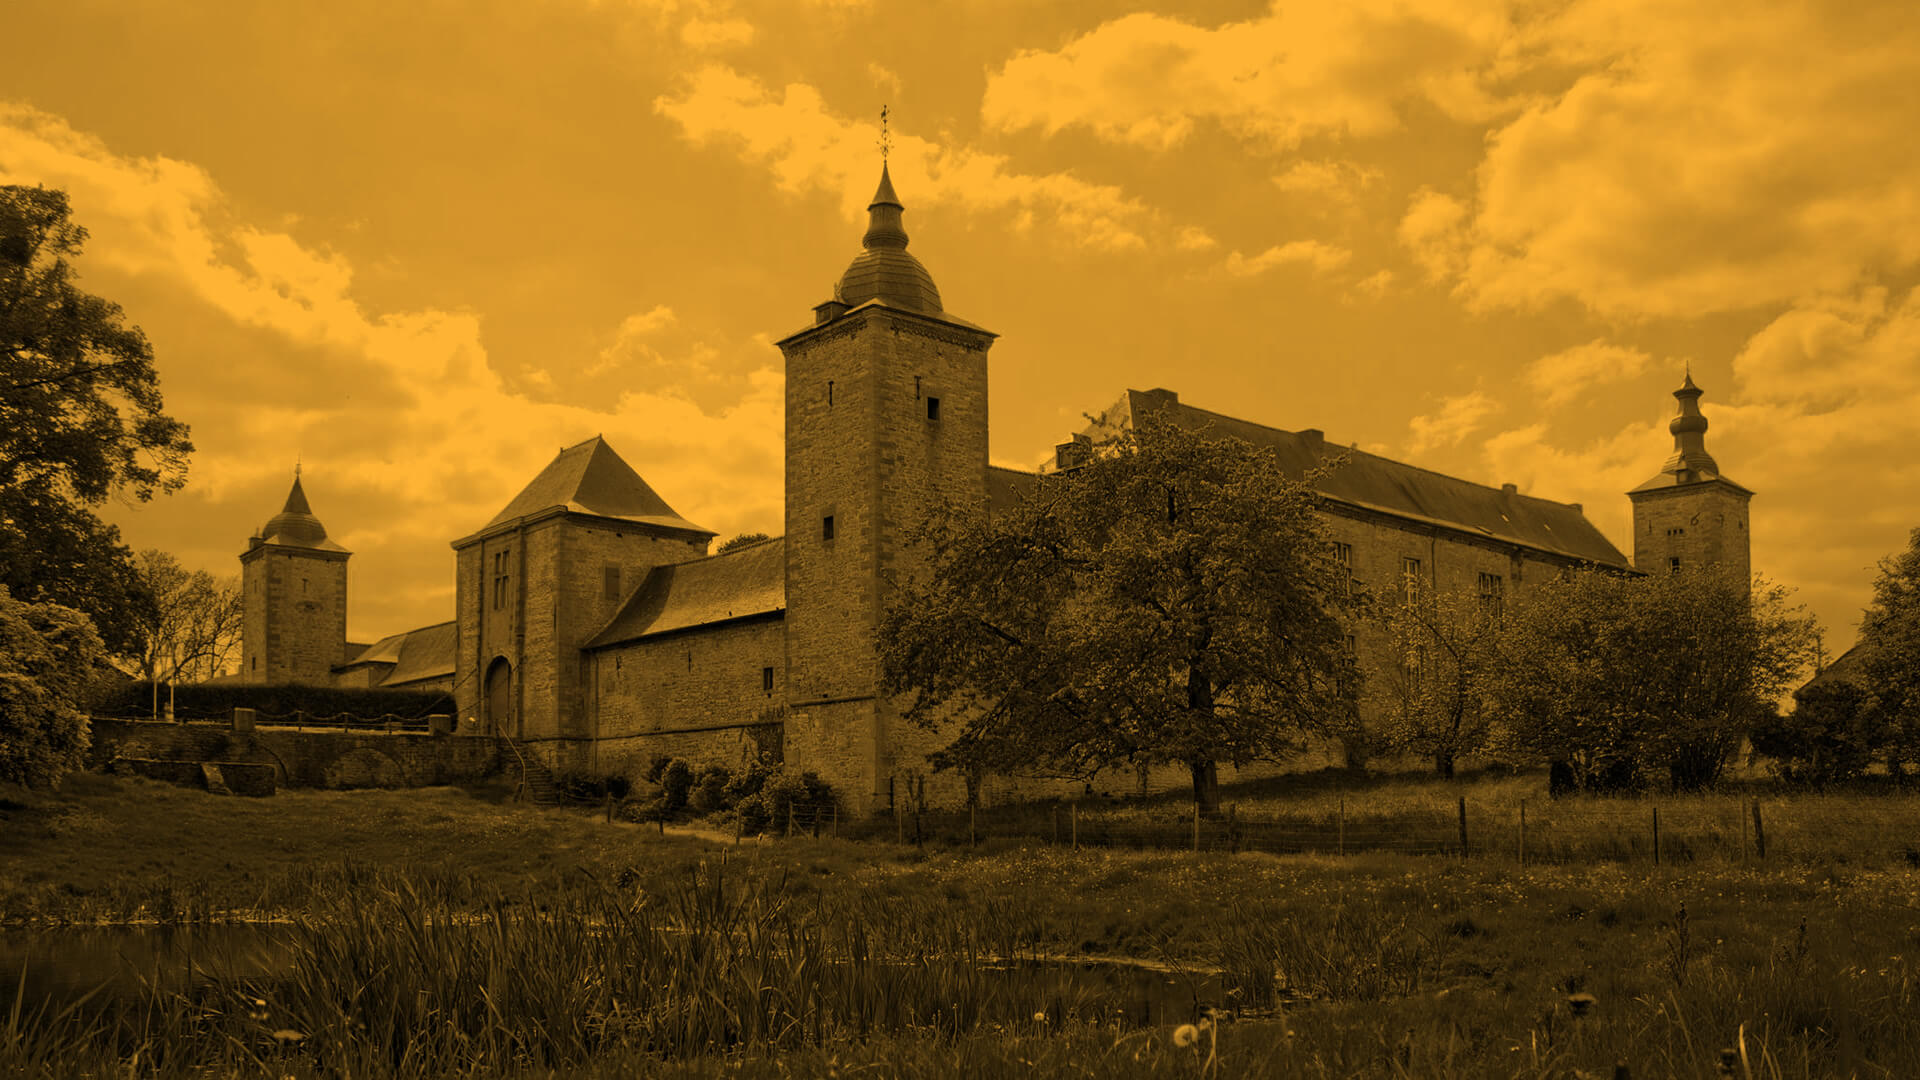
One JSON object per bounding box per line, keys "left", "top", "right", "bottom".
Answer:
{"left": 926, "top": 396, "right": 941, "bottom": 420}
{"left": 762, "top": 666, "right": 774, "bottom": 694}
{"left": 1669, "top": 557, "right": 1682, "bottom": 574}
{"left": 822, "top": 515, "right": 836, "bottom": 541}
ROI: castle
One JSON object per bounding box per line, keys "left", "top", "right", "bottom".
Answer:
{"left": 238, "top": 165, "right": 1752, "bottom": 811}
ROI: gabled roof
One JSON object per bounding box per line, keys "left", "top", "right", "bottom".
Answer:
{"left": 480, "top": 436, "right": 713, "bottom": 536}
{"left": 586, "top": 538, "right": 785, "bottom": 648}
{"left": 1797, "top": 640, "right": 1874, "bottom": 698}
{"left": 1056, "top": 389, "right": 1631, "bottom": 569}
{"left": 337, "top": 620, "right": 456, "bottom": 687}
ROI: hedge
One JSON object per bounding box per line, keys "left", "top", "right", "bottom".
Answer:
{"left": 92, "top": 681, "right": 454, "bottom": 722}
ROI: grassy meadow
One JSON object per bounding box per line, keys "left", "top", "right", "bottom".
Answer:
{"left": 4, "top": 773, "right": 1920, "bottom": 1077}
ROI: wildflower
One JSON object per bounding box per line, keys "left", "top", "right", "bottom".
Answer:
{"left": 1033, "top": 1011, "right": 1049, "bottom": 1023}
{"left": 1173, "top": 1023, "right": 1200, "bottom": 1047}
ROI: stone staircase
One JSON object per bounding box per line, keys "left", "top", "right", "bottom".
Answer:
{"left": 502, "top": 738, "right": 563, "bottom": 807}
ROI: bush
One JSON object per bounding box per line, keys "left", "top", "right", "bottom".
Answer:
{"left": 659, "top": 759, "right": 695, "bottom": 812}
{"left": 0, "top": 590, "right": 103, "bottom": 788}
{"left": 689, "top": 763, "right": 732, "bottom": 813}
{"left": 1752, "top": 683, "right": 1883, "bottom": 786}
{"left": 89, "top": 681, "right": 453, "bottom": 722}
{"left": 552, "top": 771, "right": 632, "bottom": 803}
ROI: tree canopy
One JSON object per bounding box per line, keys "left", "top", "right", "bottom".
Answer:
{"left": 1369, "top": 587, "right": 1500, "bottom": 779}
{"left": 1860, "top": 526, "right": 1920, "bottom": 770}
{"left": 879, "top": 415, "right": 1358, "bottom": 813}
{"left": 132, "top": 549, "right": 243, "bottom": 695}
{"left": 0, "top": 587, "right": 103, "bottom": 788}
{"left": 1484, "top": 566, "right": 1816, "bottom": 791}
{"left": 1, "top": 185, "right": 192, "bottom": 657}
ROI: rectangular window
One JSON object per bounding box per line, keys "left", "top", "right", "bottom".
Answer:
{"left": 827, "top": 379, "right": 834, "bottom": 406}
{"left": 1401, "top": 556, "right": 1423, "bottom": 603}
{"left": 926, "top": 396, "right": 941, "bottom": 420}
{"left": 822, "top": 515, "right": 836, "bottom": 541}
{"left": 762, "top": 666, "right": 774, "bottom": 694}
{"left": 1669, "top": 556, "right": 1682, "bottom": 574}
{"left": 491, "top": 550, "right": 511, "bottom": 610}
{"left": 1331, "top": 541, "right": 1353, "bottom": 595}
{"left": 1666, "top": 527, "right": 1685, "bottom": 538}
{"left": 604, "top": 565, "right": 621, "bottom": 601}
{"left": 1477, "top": 572, "right": 1504, "bottom": 618}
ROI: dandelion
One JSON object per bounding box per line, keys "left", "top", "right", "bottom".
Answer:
{"left": 1173, "top": 1023, "right": 1200, "bottom": 1047}
{"left": 1033, "top": 1011, "right": 1049, "bottom": 1023}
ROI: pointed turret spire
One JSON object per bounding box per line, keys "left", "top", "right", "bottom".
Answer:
{"left": 282, "top": 473, "right": 313, "bottom": 516}
{"left": 256, "top": 471, "right": 343, "bottom": 549}
{"left": 1662, "top": 372, "right": 1718, "bottom": 477}
{"left": 861, "top": 163, "right": 910, "bottom": 251}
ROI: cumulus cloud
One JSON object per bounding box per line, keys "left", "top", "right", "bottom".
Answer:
{"left": 1408, "top": 391, "right": 1497, "bottom": 454}
{"left": 0, "top": 105, "right": 784, "bottom": 632}
{"left": 1527, "top": 340, "right": 1653, "bottom": 408}
{"left": 1397, "top": 188, "right": 1469, "bottom": 283}
{"left": 1220, "top": 240, "right": 1351, "bottom": 277}
{"left": 680, "top": 16, "right": 753, "bottom": 48}
{"left": 1272, "top": 160, "right": 1382, "bottom": 203}
{"left": 654, "top": 65, "right": 1162, "bottom": 252}
{"left": 981, "top": 2, "right": 1515, "bottom": 151}
{"left": 1416, "top": 0, "right": 1920, "bottom": 317}
{"left": 1175, "top": 225, "right": 1217, "bottom": 252}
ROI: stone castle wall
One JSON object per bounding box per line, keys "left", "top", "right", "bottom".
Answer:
{"left": 241, "top": 548, "right": 348, "bottom": 684}
{"left": 1631, "top": 481, "right": 1752, "bottom": 585}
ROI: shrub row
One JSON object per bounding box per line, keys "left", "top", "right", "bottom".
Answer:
{"left": 627, "top": 755, "right": 837, "bottom": 835}
{"left": 91, "top": 680, "right": 455, "bottom": 722}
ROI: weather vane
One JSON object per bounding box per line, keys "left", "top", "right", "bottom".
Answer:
{"left": 294, "top": 455, "right": 301, "bottom": 479}
{"left": 879, "top": 104, "right": 891, "bottom": 161}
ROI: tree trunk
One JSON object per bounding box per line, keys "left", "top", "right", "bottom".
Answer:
{"left": 1434, "top": 751, "right": 1455, "bottom": 779}
{"left": 1188, "top": 759, "right": 1220, "bottom": 817}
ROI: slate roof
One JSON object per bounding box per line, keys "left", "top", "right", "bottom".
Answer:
{"left": 1042, "top": 389, "right": 1631, "bottom": 569}
{"left": 1796, "top": 641, "right": 1873, "bottom": 698}
{"left": 255, "top": 476, "right": 349, "bottom": 553}
{"left": 480, "top": 436, "right": 713, "bottom": 536}
{"left": 586, "top": 538, "right": 785, "bottom": 649}
{"left": 337, "top": 620, "right": 456, "bottom": 687}
{"left": 987, "top": 465, "right": 1040, "bottom": 517}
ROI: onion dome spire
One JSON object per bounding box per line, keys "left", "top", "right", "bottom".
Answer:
{"left": 262, "top": 472, "right": 331, "bottom": 546}
{"left": 1661, "top": 369, "right": 1719, "bottom": 477}
{"left": 832, "top": 161, "right": 943, "bottom": 315}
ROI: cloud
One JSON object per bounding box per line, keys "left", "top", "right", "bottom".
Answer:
{"left": 1417, "top": 0, "right": 1920, "bottom": 317}
{"left": 654, "top": 65, "right": 1162, "bottom": 252}
{"left": 1175, "top": 225, "right": 1217, "bottom": 252}
{"left": 680, "top": 16, "right": 754, "bottom": 49}
{"left": 0, "top": 105, "right": 785, "bottom": 632}
{"left": 1408, "top": 391, "right": 1497, "bottom": 454}
{"left": 1352, "top": 268, "right": 1395, "bottom": 300}
{"left": 1527, "top": 340, "right": 1653, "bottom": 408}
{"left": 1397, "top": 188, "right": 1469, "bottom": 283}
{"left": 980, "top": 2, "right": 1515, "bottom": 151}
{"left": 1221, "top": 240, "right": 1351, "bottom": 278}
{"left": 1272, "top": 160, "right": 1382, "bottom": 203}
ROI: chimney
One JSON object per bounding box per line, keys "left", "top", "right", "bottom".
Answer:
{"left": 813, "top": 299, "right": 848, "bottom": 325}
{"left": 1054, "top": 433, "right": 1093, "bottom": 471}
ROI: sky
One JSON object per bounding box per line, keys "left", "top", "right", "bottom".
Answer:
{"left": 3, "top": 0, "right": 1916, "bottom": 657}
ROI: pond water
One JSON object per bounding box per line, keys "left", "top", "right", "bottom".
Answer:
{"left": 1, "top": 924, "right": 294, "bottom": 1008}
{"left": 2, "top": 924, "right": 1236, "bottom": 1026}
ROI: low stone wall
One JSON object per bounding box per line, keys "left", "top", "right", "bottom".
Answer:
{"left": 89, "top": 719, "right": 506, "bottom": 791}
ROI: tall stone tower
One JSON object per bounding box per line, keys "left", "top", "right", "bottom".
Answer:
{"left": 776, "top": 164, "right": 996, "bottom": 813}
{"left": 1628, "top": 373, "right": 1752, "bottom": 586}
{"left": 240, "top": 474, "right": 351, "bottom": 683}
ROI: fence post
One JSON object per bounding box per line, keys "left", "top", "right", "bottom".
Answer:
{"left": 896, "top": 807, "right": 904, "bottom": 846}
{"left": 1071, "top": 803, "right": 1078, "bottom": 850}
{"left": 1739, "top": 799, "right": 1748, "bottom": 865}
{"left": 1652, "top": 806, "right": 1661, "bottom": 866}
{"left": 1518, "top": 798, "right": 1526, "bottom": 866}
{"left": 1457, "top": 796, "right": 1469, "bottom": 858}
{"left": 1751, "top": 800, "right": 1767, "bottom": 860}
{"left": 787, "top": 802, "right": 795, "bottom": 838}
{"left": 604, "top": 794, "right": 613, "bottom": 824}
{"left": 832, "top": 803, "right": 838, "bottom": 839}
{"left": 969, "top": 802, "right": 977, "bottom": 847}
{"left": 1193, "top": 801, "right": 1201, "bottom": 854}
{"left": 735, "top": 813, "right": 742, "bottom": 845}
{"left": 1052, "top": 805, "right": 1060, "bottom": 846}
{"left": 1338, "top": 795, "right": 1346, "bottom": 857}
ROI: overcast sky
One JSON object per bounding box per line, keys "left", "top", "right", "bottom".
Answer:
{"left": 4, "top": 0, "right": 1916, "bottom": 654}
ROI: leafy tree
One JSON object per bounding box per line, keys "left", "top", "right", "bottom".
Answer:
{"left": 1485, "top": 566, "right": 1816, "bottom": 791}
{"left": 716, "top": 532, "right": 773, "bottom": 554}
{"left": 0, "top": 587, "right": 103, "bottom": 788}
{"left": 1371, "top": 588, "right": 1499, "bottom": 778}
{"left": 879, "top": 414, "right": 1358, "bottom": 815}
{"left": 131, "top": 549, "right": 243, "bottom": 713}
{"left": 1860, "top": 527, "right": 1920, "bottom": 773}
{"left": 1751, "top": 677, "right": 1881, "bottom": 786}
{"left": 2, "top": 186, "right": 192, "bottom": 657}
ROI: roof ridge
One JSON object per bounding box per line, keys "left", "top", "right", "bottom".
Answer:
{"left": 1171, "top": 398, "right": 1585, "bottom": 510}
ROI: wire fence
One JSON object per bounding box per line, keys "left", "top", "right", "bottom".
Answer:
{"left": 813, "top": 794, "right": 1920, "bottom": 867}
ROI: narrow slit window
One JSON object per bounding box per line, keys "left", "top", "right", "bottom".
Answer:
{"left": 762, "top": 666, "right": 774, "bottom": 694}
{"left": 822, "top": 515, "right": 836, "bottom": 541}
{"left": 926, "top": 396, "right": 941, "bottom": 420}
{"left": 827, "top": 380, "right": 834, "bottom": 406}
